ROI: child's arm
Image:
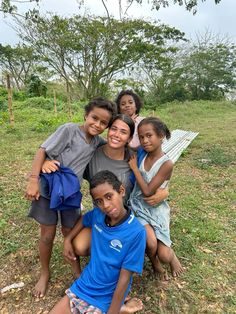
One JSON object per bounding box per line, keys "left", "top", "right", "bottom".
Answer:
{"left": 107, "top": 269, "right": 132, "bottom": 314}
{"left": 143, "top": 187, "right": 169, "bottom": 206}
{"left": 25, "top": 148, "right": 46, "bottom": 201}
{"left": 129, "top": 154, "right": 173, "bottom": 197}
{"left": 63, "top": 216, "right": 84, "bottom": 263}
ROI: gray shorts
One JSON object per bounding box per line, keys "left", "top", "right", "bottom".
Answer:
{"left": 28, "top": 196, "right": 81, "bottom": 228}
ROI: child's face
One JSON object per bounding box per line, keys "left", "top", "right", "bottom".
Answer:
{"left": 138, "top": 123, "right": 163, "bottom": 152}
{"left": 119, "top": 94, "right": 136, "bottom": 117}
{"left": 91, "top": 182, "right": 126, "bottom": 224}
{"left": 107, "top": 119, "right": 131, "bottom": 149}
{"left": 84, "top": 107, "right": 112, "bottom": 136}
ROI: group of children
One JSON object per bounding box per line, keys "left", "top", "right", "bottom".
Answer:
{"left": 25, "top": 90, "right": 183, "bottom": 313}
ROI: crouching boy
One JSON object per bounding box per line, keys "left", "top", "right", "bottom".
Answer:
{"left": 49, "top": 170, "right": 146, "bottom": 314}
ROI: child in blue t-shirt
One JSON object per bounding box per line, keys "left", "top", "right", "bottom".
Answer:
{"left": 25, "top": 97, "right": 115, "bottom": 298}
{"left": 49, "top": 170, "right": 146, "bottom": 314}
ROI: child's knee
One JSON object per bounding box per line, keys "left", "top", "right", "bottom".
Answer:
{"left": 40, "top": 234, "right": 55, "bottom": 246}
{"left": 146, "top": 239, "right": 157, "bottom": 254}
{"left": 73, "top": 228, "right": 91, "bottom": 256}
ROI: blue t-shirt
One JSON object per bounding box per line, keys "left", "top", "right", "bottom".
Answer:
{"left": 70, "top": 207, "right": 146, "bottom": 312}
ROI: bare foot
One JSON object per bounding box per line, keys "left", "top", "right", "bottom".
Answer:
{"left": 152, "top": 258, "right": 169, "bottom": 281}
{"left": 156, "top": 269, "right": 169, "bottom": 281}
{"left": 33, "top": 272, "right": 49, "bottom": 298}
{"left": 170, "top": 254, "right": 184, "bottom": 277}
{"left": 120, "top": 298, "right": 143, "bottom": 313}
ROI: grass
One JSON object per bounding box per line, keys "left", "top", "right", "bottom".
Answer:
{"left": 0, "top": 99, "right": 236, "bottom": 313}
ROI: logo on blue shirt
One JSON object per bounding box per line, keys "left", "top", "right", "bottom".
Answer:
{"left": 110, "top": 239, "right": 123, "bottom": 252}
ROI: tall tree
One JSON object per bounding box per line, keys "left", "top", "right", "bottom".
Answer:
{"left": 15, "top": 14, "right": 185, "bottom": 98}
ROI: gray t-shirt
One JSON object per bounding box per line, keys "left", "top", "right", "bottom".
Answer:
{"left": 41, "top": 123, "right": 105, "bottom": 183}
{"left": 84, "top": 145, "right": 134, "bottom": 203}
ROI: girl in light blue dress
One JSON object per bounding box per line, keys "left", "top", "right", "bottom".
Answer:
{"left": 128, "top": 117, "right": 183, "bottom": 278}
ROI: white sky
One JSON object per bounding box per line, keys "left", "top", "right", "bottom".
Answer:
{"left": 0, "top": 0, "right": 235, "bottom": 45}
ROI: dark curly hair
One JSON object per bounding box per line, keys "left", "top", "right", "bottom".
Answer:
{"left": 84, "top": 97, "right": 117, "bottom": 127}
{"left": 115, "top": 90, "right": 143, "bottom": 114}
{"left": 138, "top": 117, "right": 171, "bottom": 140}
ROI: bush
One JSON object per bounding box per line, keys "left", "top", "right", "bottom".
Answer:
{"left": 23, "top": 97, "right": 56, "bottom": 111}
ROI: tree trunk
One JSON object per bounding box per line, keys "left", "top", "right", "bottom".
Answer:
{"left": 6, "top": 74, "right": 14, "bottom": 126}
{"left": 53, "top": 90, "right": 57, "bottom": 114}
{"left": 66, "top": 81, "right": 72, "bottom": 118}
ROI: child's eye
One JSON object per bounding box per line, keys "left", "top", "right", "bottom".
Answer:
{"left": 101, "top": 121, "right": 108, "bottom": 126}
{"left": 106, "top": 194, "right": 112, "bottom": 200}
{"left": 95, "top": 199, "right": 102, "bottom": 206}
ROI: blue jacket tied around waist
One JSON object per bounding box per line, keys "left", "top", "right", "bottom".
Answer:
{"left": 40, "top": 166, "right": 82, "bottom": 211}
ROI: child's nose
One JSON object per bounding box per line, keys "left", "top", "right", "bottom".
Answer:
{"left": 103, "top": 199, "right": 110, "bottom": 210}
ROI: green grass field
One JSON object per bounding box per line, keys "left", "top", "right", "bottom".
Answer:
{"left": 0, "top": 100, "right": 235, "bottom": 313}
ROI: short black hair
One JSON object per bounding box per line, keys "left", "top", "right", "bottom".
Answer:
{"left": 138, "top": 117, "right": 171, "bottom": 139}
{"left": 115, "top": 90, "right": 143, "bottom": 114}
{"left": 110, "top": 114, "right": 135, "bottom": 138}
{"left": 89, "top": 170, "right": 122, "bottom": 193}
{"left": 84, "top": 97, "right": 117, "bottom": 127}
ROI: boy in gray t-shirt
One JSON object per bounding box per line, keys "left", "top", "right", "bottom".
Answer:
{"left": 25, "top": 97, "right": 115, "bottom": 298}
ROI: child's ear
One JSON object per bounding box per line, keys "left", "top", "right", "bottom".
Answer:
{"left": 119, "top": 185, "right": 125, "bottom": 197}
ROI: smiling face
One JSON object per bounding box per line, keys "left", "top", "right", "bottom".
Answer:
{"left": 84, "top": 107, "right": 112, "bottom": 137}
{"left": 119, "top": 94, "right": 137, "bottom": 117}
{"left": 138, "top": 123, "right": 164, "bottom": 153}
{"left": 107, "top": 119, "right": 131, "bottom": 149}
{"left": 91, "top": 182, "right": 126, "bottom": 224}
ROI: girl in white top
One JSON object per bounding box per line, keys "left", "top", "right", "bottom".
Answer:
{"left": 129, "top": 117, "right": 183, "bottom": 279}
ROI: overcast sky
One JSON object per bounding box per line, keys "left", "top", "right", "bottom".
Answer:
{"left": 0, "top": 0, "right": 235, "bottom": 45}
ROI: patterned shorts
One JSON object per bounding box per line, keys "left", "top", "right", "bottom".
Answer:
{"left": 66, "top": 289, "right": 105, "bottom": 314}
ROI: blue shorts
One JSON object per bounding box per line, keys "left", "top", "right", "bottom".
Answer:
{"left": 28, "top": 196, "right": 80, "bottom": 228}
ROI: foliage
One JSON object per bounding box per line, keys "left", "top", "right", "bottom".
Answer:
{"left": 15, "top": 14, "right": 185, "bottom": 99}
{"left": 0, "top": 43, "right": 39, "bottom": 90}
{"left": 26, "top": 74, "right": 47, "bottom": 97}
{"left": 0, "top": 1, "right": 222, "bottom": 18}
{"left": 145, "top": 36, "right": 236, "bottom": 105}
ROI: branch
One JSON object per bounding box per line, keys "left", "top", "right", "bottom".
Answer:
{"left": 101, "top": 0, "right": 110, "bottom": 20}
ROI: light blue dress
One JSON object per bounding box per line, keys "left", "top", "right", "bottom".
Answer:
{"left": 129, "top": 154, "right": 172, "bottom": 247}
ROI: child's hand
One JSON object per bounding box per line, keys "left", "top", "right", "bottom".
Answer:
{"left": 131, "top": 113, "right": 139, "bottom": 122}
{"left": 144, "top": 188, "right": 169, "bottom": 206}
{"left": 128, "top": 154, "right": 138, "bottom": 171}
{"left": 42, "top": 160, "right": 60, "bottom": 173}
{"left": 63, "top": 238, "right": 77, "bottom": 262}
{"left": 25, "top": 179, "right": 40, "bottom": 201}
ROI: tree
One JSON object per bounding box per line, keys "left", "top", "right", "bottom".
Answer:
{"left": 15, "top": 14, "right": 185, "bottom": 99}
{"left": 0, "top": 44, "right": 38, "bottom": 89}
{"left": 145, "top": 34, "right": 236, "bottom": 104}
